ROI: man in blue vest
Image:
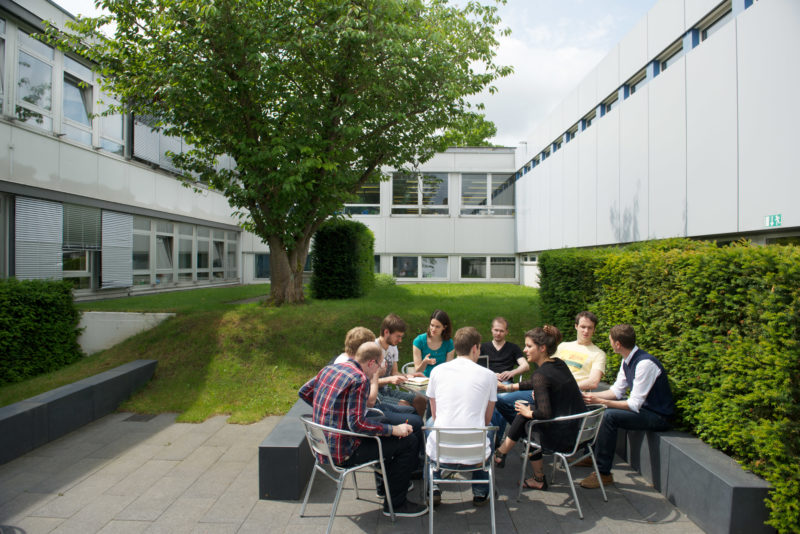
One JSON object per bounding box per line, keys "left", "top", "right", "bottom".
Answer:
{"left": 579, "top": 324, "right": 674, "bottom": 488}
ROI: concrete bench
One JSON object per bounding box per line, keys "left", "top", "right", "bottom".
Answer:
{"left": 259, "top": 399, "right": 313, "bottom": 500}
{"left": 617, "top": 429, "right": 773, "bottom": 534}
{"left": 0, "top": 359, "right": 157, "bottom": 465}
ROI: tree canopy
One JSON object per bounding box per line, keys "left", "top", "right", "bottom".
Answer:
{"left": 46, "top": 0, "right": 511, "bottom": 304}
{"left": 438, "top": 111, "right": 498, "bottom": 148}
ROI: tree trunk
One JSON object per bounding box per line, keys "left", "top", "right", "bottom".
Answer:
{"left": 266, "top": 235, "right": 308, "bottom": 305}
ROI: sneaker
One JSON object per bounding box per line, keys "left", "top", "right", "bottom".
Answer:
{"left": 376, "top": 480, "right": 413, "bottom": 498}
{"left": 383, "top": 499, "right": 428, "bottom": 517}
{"left": 580, "top": 471, "right": 614, "bottom": 489}
{"left": 428, "top": 484, "right": 442, "bottom": 506}
{"left": 472, "top": 494, "right": 489, "bottom": 506}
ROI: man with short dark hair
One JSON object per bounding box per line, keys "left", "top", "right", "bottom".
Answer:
{"left": 426, "top": 327, "right": 497, "bottom": 506}
{"left": 554, "top": 311, "right": 606, "bottom": 391}
{"left": 579, "top": 324, "right": 675, "bottom": 489}
{"left": 481, "top": 317, "right": 529, "bottom": 382}
{"left": 375, "top": 313, "right": 426, "bottom": 417}
{"left": 299, "top": 342, "right": 427, "bottom": 517}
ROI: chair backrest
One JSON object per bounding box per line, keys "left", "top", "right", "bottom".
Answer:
{"left": 428, "top": 427, "right": 492, "bottom": 468}
{"left": 300, "top": 414, "right": 335, "bottom": 463}
{"left": 477, "top": 355, "right": 489, "bottom": 368}
{"left": 528, "top": 405, "right": 606, "bottom": 457}
{"left": 401, "top": 362, "right": 415, "bottom": 375}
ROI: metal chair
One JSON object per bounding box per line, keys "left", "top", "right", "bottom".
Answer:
{"left": 401, "top": 361, "right": 416, "bottom": 375}
{"left": 299, "top": 414, "right": 395, "bottom": 533}
{"left": 517, "top": 405, "right": 607, "bottom": 519}
{"left": 424, "top": 426, "right": 498, "bottom": 534}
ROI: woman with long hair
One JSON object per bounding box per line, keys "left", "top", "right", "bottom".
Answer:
{"left": 494, "top": 325, "right": 586, "bottom": 490}
{"left": 412, "top": 309, "right": 455, "bottom": 377}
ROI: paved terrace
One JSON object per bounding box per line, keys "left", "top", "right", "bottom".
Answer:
{"left": 0, "top": 413, "right": 703, "bottom": 534}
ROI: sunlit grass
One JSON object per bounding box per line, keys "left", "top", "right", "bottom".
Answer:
{"left": 1, "top": 283, "right": 540, "bottom": 423}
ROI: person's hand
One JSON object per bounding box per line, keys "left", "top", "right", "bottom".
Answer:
{"left": 423, "top": 356, "right": 436, "bottom": 366}
{"left": 582, "top": 392, "right": 599, "bottom": 405}
{"left": 497, "top": 371, "right": 513, "bottom": 382}
{"left": 386, "top": 375, "right": 406, "bottom": 385}
{"left": 406, "top": 372, "right": 424, "bottom": 378}
{"left": 391, "top": 423, "right": 413, "bottom": 437}
{"left": 514, "top": 400, "right": 533, "bottom": 418}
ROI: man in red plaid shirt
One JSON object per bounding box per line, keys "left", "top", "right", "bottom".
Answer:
{"left": 299, "top": 341, "right": 427, "bottom": 517}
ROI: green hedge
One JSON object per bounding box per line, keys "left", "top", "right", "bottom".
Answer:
{"left": 538, "top": 240, "right": 800, "bottom": 532}
{"left": 310, "top": 219, "right": 375, "bottom": 299}
{"left": 0, "top": 279, "right": 84, "bottom": 385}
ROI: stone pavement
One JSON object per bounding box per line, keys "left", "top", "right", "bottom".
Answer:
{"left": 0, "top": 412, "right": 704, "bottom": 533}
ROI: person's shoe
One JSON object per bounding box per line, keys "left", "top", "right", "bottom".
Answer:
{"left": 580, "top": 471, "right": 614, "bottom": 489}
{"left": 572, "top": 456, "right": 594, "bottom": 468}
{"left": 383, "top": 499, "right": 428, "bottom": 517}
{"left": 376, "top": 480, "right": 413, "bottom": 498}
{"left": 472, "top": 494, "right": 489, "bottom": 506}
{"left": 427, "top": 484, "right": 442, "bottom": 506}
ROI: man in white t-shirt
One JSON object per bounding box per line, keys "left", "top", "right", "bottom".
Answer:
{"left": 426, "top": 326, "right": 497, "bottom": 506}
{"left": 553, "top": 311, "right": 606, "bottom": 391}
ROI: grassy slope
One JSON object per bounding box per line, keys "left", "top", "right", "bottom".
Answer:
{"left": 1, "top": 283, "right": 540, "bottom": 424}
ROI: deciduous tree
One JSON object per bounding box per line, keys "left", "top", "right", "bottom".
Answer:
{"left": 46, "top": 0, "right": 510, "bottom": 304}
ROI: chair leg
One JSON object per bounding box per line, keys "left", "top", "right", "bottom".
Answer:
{"left": 428, "top": 461, "right": 435, "bottom": 534}
{"left": 300, "top": 464, "right": 320, "bottom": 517}
{"left": 517, "top": 441, "right": 528, "bottom": 501}
{"left": 560, "top": 455, "right": 584, "bottom": 520}
{"left": 326, "top": 477, "right": 346, "bottom": 534}
{"left": 351, "top": 471, "right": 360, "bottom": 500}
{"left": 489, "top": 464, "right": 496, "bottom": 534}
{"left": 588, "top": 446, "right": 608, "bottom": 502}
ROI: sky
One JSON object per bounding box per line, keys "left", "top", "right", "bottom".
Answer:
{"left": 52, "top": 0, "right": 658, "bottom": 147}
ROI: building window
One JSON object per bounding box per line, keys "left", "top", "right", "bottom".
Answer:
{"left": 628, "top": 71, "right": 647, "bottom": 95}
{"left": 16, "top": 30, "right": 54, "bottom": 130}
{"left": 392, "top": 255, "right": 448, "bottom": 279}
{"left": 99, "top": 97, "right": 125, "bottom": 156}
{"left": 392, "top": 172, "right": 448, "bottom": 215}
{"left": 344, "top": 179, "right": 380, "bottom": 215}
{"left": 461, "top": 256, "right": 516, "bottom": 280}
{"left": 462, "top": 173, "right": 514, "bottom": 215}
{"left": 604, "top": 93, "right": 619, "bottom": 112}
{"left": 701, "top": 9, "right": 733, "bottom": 41}
{"left": 0, "top": 19, "right": 6, "bottom": 111}
{"left": 62, "top": 56, "right": 93, "bottom": 145}
{"left": 659, "top": 42, "right": 683, "bottom": 72}
{"left": 255, "top": 253, "right": 270, "bottom": 279}
{"left": 177, "top": 224, "right": 193, "bottom": 282}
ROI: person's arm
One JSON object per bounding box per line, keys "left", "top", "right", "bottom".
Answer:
{"left": 582, "top": 363, "right": 631, "bottom": 408}
{"left": 413, "top": 344, "right": 428, "bottom": 373}
{"left": 498, "top": 355, "right": 530, "bottom": 382}
{"left": 378, "top": 361, "right": 406, "bottom": 386}
{"left": 484, "top": 400, "right": 495, "bottom": 426}
{"left": 367, "top": 366, "right": 380, "bottom": 408}
{"left": 445, "top": 349, "right": 455, "bottom": 362}
{"left": 577, "top": 367, "right": 604, "bottom": 391}
{"left": 348, "top": 376, "right": 391, "bottom": 435}
{"left": 298, "top": 376, "right": 316, "bottom": 406}
{"left": 429, "top": 397, "right": 437, "bottom": 421}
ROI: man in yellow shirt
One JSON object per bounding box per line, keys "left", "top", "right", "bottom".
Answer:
{"left": 554, "top": 311, "right": 606, "bottom": 391}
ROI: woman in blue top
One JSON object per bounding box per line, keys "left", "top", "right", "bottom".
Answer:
{"left": 412, "top": 309, "right": 455, "bottom": 377}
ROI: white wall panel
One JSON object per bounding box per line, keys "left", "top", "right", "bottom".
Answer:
{"left": 97, "top": 156, "right": 128, "bottom": 196}
{"left": 576, "top": 126, "right": 598, "bottom": 247}
{"left": 384, "top": 218, "right": 450, "bottom": 253}
{"left": 548, "top": 150, "right": 564, "bottom": 250}
{"left": 686, "top": 22, "right": 738, "bottom": 236}
{"left": 619, "top": 88, "right": 649, "bottom": 242}
{"left": 154, "top": 176, "right": 179, "bottom": 211}
{"left": 453, "top": 218, "right": 515, "bottom": 254}
{"left": 737, "top": 0, "right": 800, "bottom": 232}
{"left": 60, "top": 143, "right": 98, "bottom": 195}
{"left": 515, "top": 173, "right": 533, "bottom": 251}
{"left": 578, "top": 68, "right": 599, "bottom": 118}
{"left": 0, "top": 124, "right": 11, "bottom": 181}
{"left": 685, "top": 0, "right": 725, "bottom": 29}
{"left": 128, "top": 165, "right": 156, "bottom": 205}
{"left": 11, "top": 128, "right": 59, "bottom": 186}
{"left": 536, "top": 161, "right": 551, "bottom": 251}
{"left": 561, "top": 140, "right": 580, "bottom": 248}
{"left": 595, "top": 110, "right": 620, "bottom": 245}
{"left": 597, "top": 45, "right": 621, "bottom": 100}
{"left": 649, "top": 56, "right": 687, "bottom": 239}
{"left": 619, "top": 16, "right": 649, "bottom": 82}
{"left": 648, "top": 0, "right": 685, "bottom": 57}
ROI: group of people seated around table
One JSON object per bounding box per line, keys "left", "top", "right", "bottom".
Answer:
{"left": 298, "top": 310, "right": 676, "bottom": 519}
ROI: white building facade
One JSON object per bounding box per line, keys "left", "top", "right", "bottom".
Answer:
{"left": 514, "top": 0, "right": 800, "bottom": 285}
{"left": 0, "top": 0, "right": 797, "bottom": 296}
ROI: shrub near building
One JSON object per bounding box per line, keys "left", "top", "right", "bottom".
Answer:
{"left": 310, "top": 220, "right": 375, "bottom": 299}
{"left": 0, "top": 279, "right": 84, "bottom": 384}
{"left": 538, "top": 240, "right": 800, "bottom": 533}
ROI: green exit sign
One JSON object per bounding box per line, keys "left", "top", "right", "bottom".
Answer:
{"left": 764, "top": 214, "right": 782, "bottom": 228}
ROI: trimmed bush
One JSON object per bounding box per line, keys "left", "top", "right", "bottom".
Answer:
{"left": 0, "top": 279, "right": 84, "bottom": 384}
{"left": 538, "top": 240, "right": 800, "bottom": 532}
{"left": 310, "top": 219, "right": 375, "bottom": 299}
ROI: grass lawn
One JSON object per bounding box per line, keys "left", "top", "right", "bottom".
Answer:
{"left": 1, "top": 283, "right": 540, "bottom": 424}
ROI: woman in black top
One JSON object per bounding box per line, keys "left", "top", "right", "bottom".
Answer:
{"left": 494, "top": 325, "right": 587, "bottom": 490}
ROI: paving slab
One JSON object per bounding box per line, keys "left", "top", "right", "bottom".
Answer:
{"left": 0, "top": 412, "right": 705, "bottom": 533}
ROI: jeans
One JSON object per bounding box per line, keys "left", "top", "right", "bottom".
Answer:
{"left": 494, "top": 389, "right": 535, "bottom": 427}
{"left": 595, "top": 407, "right": 670, "bottom": 474}
{"left": 432, "top": 460, "right": 491, "bottom": 497}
